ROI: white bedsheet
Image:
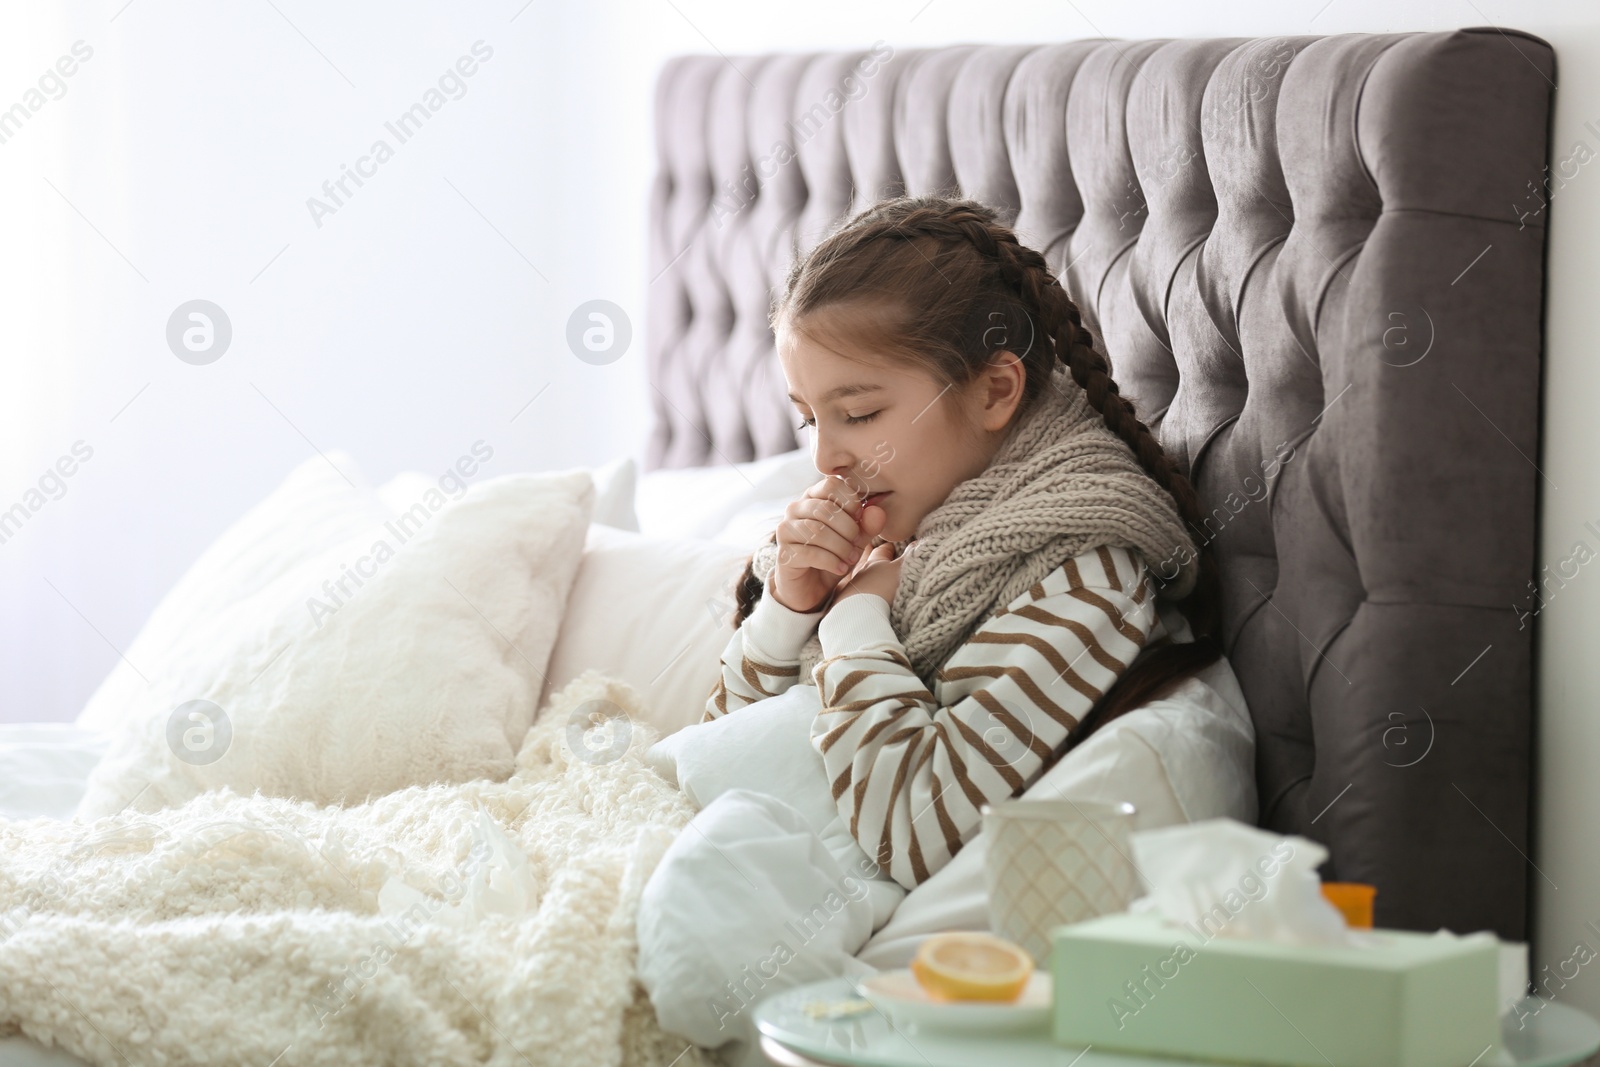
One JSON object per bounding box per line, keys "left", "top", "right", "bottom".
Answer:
{"left": 0, "top": 1039, "right": 90, "bottom": 1067}
{"left": 0, "top": 724, "right": 111, "bottom": 822}
{"left": 0, "top": 724, "right": 106, "bottom": 1065}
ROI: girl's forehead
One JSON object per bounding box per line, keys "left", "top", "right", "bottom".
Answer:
{"left": 778, "top": 299, "right": 897, "bottom": 356}
{"left": 778, "top": 325, "right": 878, "bottom": 387}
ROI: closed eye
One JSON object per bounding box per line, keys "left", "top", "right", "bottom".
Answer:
{"left": 796, "top": 411, "right": 879, "bottom": 430}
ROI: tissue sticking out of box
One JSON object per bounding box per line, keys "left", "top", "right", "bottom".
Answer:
{"left": 376, "top": 808, "right": 541, "bottom": 931}
{"left": 1127, "top": 817, "right": 1357, "bottom": 947}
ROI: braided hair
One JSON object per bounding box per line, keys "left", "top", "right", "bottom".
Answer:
{"left": 729, "top": 195, "right": 1223, "bottom": 741}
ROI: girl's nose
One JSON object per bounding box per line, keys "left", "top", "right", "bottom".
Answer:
{"left": 813, "top": 433, "right": 853, "bottom": 479}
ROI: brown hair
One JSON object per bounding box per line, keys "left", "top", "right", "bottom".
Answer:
{"left": 729, "top": 196, "right": 1223, "bottom": 758}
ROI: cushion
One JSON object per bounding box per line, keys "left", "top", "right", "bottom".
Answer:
{"left": 74, "top": 456, "right": 593, "bottom": 818}
{"left": 855, "top": 646, "right": 1257, "bottom": 969}
{"left": 541, "top": 524, "right": 754, "bottom": 736}
{"left": 74, "top": 451, "right": 634, "bottom": 739}
{"left": 584, "top": 453, "right": 640, "bottom": 531}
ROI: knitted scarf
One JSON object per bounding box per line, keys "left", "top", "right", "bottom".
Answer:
{"left": 751, "top": 358, "right": 1201, "bottom": 689}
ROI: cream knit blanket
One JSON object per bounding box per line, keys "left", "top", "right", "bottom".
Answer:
{"left": 755, "top": 359, "right": 1200, "bottom": 687}
{"left": 0, "top": 672, "right": 715, "bottom": 1067}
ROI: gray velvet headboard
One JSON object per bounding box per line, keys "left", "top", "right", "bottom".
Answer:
{"left": 644, "top": 30, "right": 1555, "bottom": 942}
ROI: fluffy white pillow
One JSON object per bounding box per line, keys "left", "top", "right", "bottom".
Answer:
{"left": 635, "top": 447, "right": 817, "bottom": 545}
{"left": 855, "top": 649, "right": 1257, "bottom": 969}
{"left": 541, "top": 524, "right": 752, "bottom": 737}
{"left": 75, "top": 463, "right": 593, "bottom": 818}
{"left": 75, "top": 451, "right": 634, "bottom": 740}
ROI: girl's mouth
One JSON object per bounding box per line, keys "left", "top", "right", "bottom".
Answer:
{"left": 862, "top": 491, "right": 891, "bottom": 509}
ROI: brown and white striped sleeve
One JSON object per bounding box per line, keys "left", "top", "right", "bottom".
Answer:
{"left": 703, "top": 571, "right": 826, "bottom": 723}
{"left": 807, "top": 544, "right": 1166, "bottom": 890}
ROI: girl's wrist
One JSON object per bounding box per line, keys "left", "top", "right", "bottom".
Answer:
{"left": 765, "top": 573, "right": 826, "bottom": 616}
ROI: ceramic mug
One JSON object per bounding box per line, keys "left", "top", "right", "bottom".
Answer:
{"left": 980, "top": 798, "right": 1140, "bottom": 966}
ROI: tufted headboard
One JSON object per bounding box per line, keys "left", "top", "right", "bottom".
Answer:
{"left": 644, "top": 30, "right": 1556, "bottom": 942}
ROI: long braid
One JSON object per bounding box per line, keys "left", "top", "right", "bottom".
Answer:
{"left": 981, "top": 219, "right": 1222, "bottom": 645}
{"left": 934, "top": 204, "right": 1225, "bottom": 751}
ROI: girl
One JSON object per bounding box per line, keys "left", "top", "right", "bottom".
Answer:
{"left": 703, "top": 196, "right": 1224, "bottom": 891}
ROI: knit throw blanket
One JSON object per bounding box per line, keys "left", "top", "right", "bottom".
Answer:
{"left": 754, "top": 359, "right": 1201, "bottom": 688}
{"left": 0, "top": 672, "right": 716, "bottom": 1067}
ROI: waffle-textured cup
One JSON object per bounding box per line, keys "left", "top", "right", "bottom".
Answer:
{"left": 981, "top": 798, "right": 1140, "bottom": 966}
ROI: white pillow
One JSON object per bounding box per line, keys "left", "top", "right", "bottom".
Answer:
{"left": 541, "top": 524, "right": 753, "bottom": 737}
{"left": 855, "top": 649, "right": 1257, "bottom": 969}
{"left": 635, "top": 447, "right": 817, "bottom": 545}
{"left": 75, "top": 463, "right": 594, "bottom": 818}
{"left": 592, "top": 454, "right": 640, "bottom": 532}
{"left": 74, "top": 452, "right": 634, "bottom": 740}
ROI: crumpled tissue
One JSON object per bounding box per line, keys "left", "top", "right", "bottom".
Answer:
{"left": 1127, "top": 816, "right": 1357, "bottom": 946}
{"left": 376, "top": 808, "right": 540, "bottom": 929}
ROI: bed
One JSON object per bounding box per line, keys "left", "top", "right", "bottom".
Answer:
{"left": 0, "top": 25, "right": 1557, "bottom": 1067}
{"left": 643, "top": 28, "right": 1556, "bottom": 943}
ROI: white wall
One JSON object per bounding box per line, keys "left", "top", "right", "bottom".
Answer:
{"left": 1, "top": 0, "right": 1595, "bottom": 1020}
{"left": 0, "top": 2, "right": 654, "bottom": 722}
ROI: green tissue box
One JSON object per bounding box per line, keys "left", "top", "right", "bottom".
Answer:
{"left": 1052, "top": 911, "right": 1500, "bottom": 1067}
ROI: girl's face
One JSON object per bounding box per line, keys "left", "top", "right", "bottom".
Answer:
{"left": 777, "top": 319, "right": 1027, "bottom": 543}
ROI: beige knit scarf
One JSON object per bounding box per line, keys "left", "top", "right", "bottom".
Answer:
{"left": 751, "top": 358, "right": 1201, "bottom": 689}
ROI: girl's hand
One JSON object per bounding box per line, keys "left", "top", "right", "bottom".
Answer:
{"left": 832, "top": 542, "right": 905, "bottom": 606}
{"left": 770, "top": 475, "right": 888, "bottom": 613}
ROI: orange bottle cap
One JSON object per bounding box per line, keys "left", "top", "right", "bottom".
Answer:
{"left": 1321, "top": 882, "right": 1377, "bottom": 928}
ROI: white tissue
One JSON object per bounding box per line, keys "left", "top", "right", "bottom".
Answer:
{"left": 376, "top": 808, "right": 540, "bottom": 930}
{"left": 1128, "top": 817, "right": 1357, "bottom": 946}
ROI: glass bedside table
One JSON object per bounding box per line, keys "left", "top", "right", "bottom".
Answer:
{"left": 754, "top": 977, "right": 1600, "bottom": 1067}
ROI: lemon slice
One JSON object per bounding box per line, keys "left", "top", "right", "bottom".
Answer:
{"left": 910, "top": 932, "right": 1034, "bottom": 1003}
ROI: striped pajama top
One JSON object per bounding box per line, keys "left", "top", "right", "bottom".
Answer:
{"left": 702, "top": 543, "right": 1174, "bottom": 891}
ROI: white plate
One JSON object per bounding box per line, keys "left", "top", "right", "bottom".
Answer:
{"left": 855, "top": 969, "right": 1052, "bottom": 1034}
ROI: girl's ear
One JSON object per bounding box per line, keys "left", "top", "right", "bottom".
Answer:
{"left": 975, "top": 350, "right": 1026, "bottom": 431}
